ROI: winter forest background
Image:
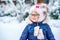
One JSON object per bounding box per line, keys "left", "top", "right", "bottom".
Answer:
{"left": 0, "top": 0, "right": 60, "bottom": 40}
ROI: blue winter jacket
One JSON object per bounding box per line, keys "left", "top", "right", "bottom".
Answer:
{"left": 20, "top": 22, "right": 55, "bottom": 40}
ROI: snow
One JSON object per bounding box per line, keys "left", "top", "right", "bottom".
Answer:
{"left": 48, "top": 19, "right": 60, "bottom": 40}
{"left": 0, "top": 17, "right": 60, "bottom": 40}
{"left": 0, "top": 17, "right": 29, "bottom": 40}
{"left": 51, "top": 27, "right": 60, "bottom": 40}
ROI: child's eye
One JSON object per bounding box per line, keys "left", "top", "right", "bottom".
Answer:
{"left": 30, "top": 14, "right": 40, "bottom": 16}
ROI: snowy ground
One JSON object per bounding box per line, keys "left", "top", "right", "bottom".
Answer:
{"left": 0, "top": 17, "right": 60, "bottom": 40}
{"left": 48, "top": 20, "right": 60, "bottom": 40}
{"left": 0, "top": 17, "right": 28, "bottom": 40}
{"left": 51, "top": 26, "right": 60, "bottom": 40}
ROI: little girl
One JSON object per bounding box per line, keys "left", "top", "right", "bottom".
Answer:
{"left": 20, "top": 3, "right": 55, "bottom": 40}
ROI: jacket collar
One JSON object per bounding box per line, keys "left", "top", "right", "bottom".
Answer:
{"left": 32, "top": 21, "right": 42, "bottom": 26}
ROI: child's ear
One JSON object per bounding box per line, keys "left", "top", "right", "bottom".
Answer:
{"left": 43, "top": 11, "right": 47, "bottom": 17}
{"left": 43, "top": 11, "right": 46, "bottom": 14}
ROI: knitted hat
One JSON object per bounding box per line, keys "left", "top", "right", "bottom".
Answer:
{"left": 25, "top": 3, "right": 49, "bottom": 24}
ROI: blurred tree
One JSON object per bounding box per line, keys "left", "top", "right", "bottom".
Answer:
{"left": 23, "top": 12, "right": 29, "bottom": 20}
{"left": 50, "top": 11, "right": 59, "bottom": 19}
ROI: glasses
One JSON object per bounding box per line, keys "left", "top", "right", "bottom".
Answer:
{"left": 30, "top": 14, "right": 40, "bottom": 16}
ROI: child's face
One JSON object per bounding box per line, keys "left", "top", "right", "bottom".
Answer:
{"left": 29, "top": 11, "right": 46, "bottom": 22}
{"left": 29, "top": 11, "right": 39, "bottom": 22}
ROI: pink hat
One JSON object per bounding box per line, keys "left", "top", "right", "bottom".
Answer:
{"left": 25, "top": 3, "right": 49, "bottom": 24}
{"left": 29, "top": 3, "right": 49, "bottom": 15}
